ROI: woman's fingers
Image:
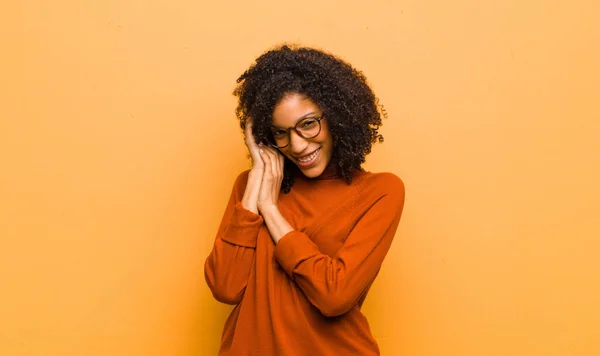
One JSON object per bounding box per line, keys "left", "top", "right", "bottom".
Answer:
{"left": 269, "top": 148, "right": 278, "bottom": 178}
{"left": 261, "top": 147, "right": 274, "bottom": 178}
{"left": 245, "top": 120, "right": 265, "bottom": 170}
{"left": 278, "top": 151, "right": 284, "bottom": 176}
{"left": 257, "top": 145, "right": 284, "bottom": 211}
{"left": 263, "top": 147, "right": 283, "bottom": 176}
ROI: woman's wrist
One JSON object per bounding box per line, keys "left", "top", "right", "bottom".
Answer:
{"left": 248, "top": 168, "right": 264, "bottom": 178}
{"left": 241, "top": 169, "right": 263, "bottom": 214}
{"left": 260, "top": 205, "right": 293, "bottom": 243}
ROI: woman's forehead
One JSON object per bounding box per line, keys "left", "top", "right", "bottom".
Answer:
{"left": 272, "top": 94, "right": 321, "bottom": 127}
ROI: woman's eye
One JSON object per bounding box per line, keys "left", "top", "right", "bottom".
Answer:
{"left": 301, "top": 119, "right": 317, "bottom": 128}
{"left": 272, "top": 130, "right": 287, "bottom": 138}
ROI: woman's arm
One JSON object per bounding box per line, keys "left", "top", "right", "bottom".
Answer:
{"left": 258, "top": 147, "right": 405, "bottom": 317}
{"left": 205, "top": 120, "right": 267, "bottom": 304}
{"left": 204, "top": 170, "right": 263, "bottom": 305}
{"left": 272, "top": 184, "right": 404, "bottom": 317}
{"left": 258, "top": 153, "right": 405, "bottom": 317}
{"left": 255, "top": 145, "right": 292, "bottom": 241}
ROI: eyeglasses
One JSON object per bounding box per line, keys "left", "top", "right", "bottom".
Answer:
{"left": 266, "top": 116, "right": 325, "bottom": 148}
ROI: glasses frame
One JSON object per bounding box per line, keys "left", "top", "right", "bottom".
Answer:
{"left": 266, "top": 115, "right": 325, "bottom": 149}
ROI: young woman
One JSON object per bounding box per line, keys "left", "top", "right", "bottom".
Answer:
{"left": 204, "top": 44, "right": 405, "bottom": 355}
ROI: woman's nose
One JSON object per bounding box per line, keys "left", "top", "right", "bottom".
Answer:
{"left": 289, "top": 130, "right": 308, "bottom": 153}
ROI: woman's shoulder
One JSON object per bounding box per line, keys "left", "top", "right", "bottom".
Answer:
{"left": 355, "top": 170, "right": 405, "bottom": 198}
{"left": 229, "top": 169, "right": 253, "bottom": 194}
{"left": 234, "top": 169, "right": 252, "bottom": 183}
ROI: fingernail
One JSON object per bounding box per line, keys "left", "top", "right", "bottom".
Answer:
{"left": 259, "top": 149, "right": 264, "bottom": 153}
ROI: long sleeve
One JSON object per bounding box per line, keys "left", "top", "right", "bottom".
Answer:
{"left": 273, "top": 176, "right": 405, "bottom": 317}
{"left": 204, "top": 171, "right": 264, "bottom": 305}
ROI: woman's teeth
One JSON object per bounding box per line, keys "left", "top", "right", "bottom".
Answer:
{"left": 298, "top": 149, "right": 320, "bottom": 163}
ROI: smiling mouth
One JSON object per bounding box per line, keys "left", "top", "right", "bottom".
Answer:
{"left": 296, "top": 148, "right": 321, "bottom": 163}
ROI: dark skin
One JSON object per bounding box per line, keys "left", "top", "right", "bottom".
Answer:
{"left": 242, "top": 93, "right": 334, "bottom": 244}
{"left": 234, "top": 45, "right": 384, "bottom": 193}
{"left": 242, "top": 119, "right": 290, "bottom": 243}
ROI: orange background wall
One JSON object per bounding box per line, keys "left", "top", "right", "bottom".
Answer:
{"left": 2, "top": 0, "right": 599, "bottom": 355}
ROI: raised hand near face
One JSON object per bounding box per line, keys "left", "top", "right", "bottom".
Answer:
{"left": 244, "top": 119, "right": 264, "bottom": 172}
{"left": 257, "top": 144, "right": 285, "bottom": 213}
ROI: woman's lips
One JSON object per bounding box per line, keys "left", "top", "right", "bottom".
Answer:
{"left": 295, "top": 148, "right": 321, "bottom": 167}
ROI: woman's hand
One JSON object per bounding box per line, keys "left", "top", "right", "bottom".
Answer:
{"left": 255, "top": 144, "right": 293, "bottom": 244}
{"left": 244, "top": 119, "right": 264, "bottom": 172}
{"left": 257, "top": 145, "right": 284, "bottom": 213}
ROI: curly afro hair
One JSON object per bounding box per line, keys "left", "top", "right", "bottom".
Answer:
{"left": 233, "top": 44, "right": 386, "bottom": 193}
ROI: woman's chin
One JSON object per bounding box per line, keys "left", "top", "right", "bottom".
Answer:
{"left": 299, "top": 164, "right": 327, "bottom": 178}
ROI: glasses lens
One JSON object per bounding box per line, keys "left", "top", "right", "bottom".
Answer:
{"left": 267, "top": 131, "right": 289, "bottom": 148}
{"left": 297, "top": 117, "right": 321, "bottom": 138}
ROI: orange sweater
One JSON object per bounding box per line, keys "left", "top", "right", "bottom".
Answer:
{"left": 205, "top": 169, "right": 405, "bottom": 355}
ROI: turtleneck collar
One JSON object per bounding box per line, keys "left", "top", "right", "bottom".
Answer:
{"left": 295, "top": 161, "right": 364, "bottom": 181}
{"left": 313, "top": 161, "right": 340, "bottom": 180}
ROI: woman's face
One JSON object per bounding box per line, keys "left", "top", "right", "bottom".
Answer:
{"left": 271, "top": 93, "right": 333, "bottom": 178}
